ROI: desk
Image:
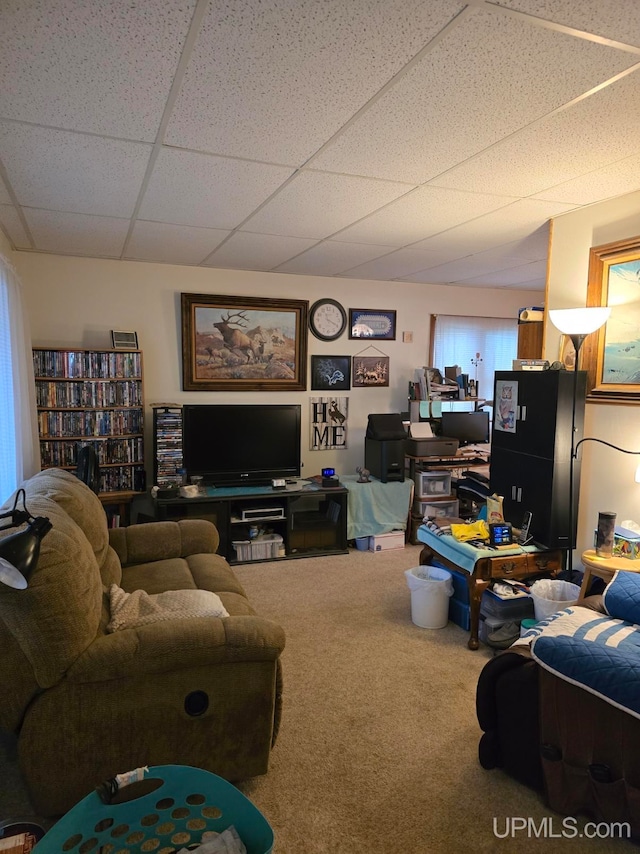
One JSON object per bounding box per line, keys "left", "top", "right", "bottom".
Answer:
{"left": 417, "top": 525, "right": 563, "bottom": 649}
{"left": 340, "top": 475, "right": 413, "bottom": 540}
{"left": 580, "top": 549, "right": 640, "bottom": 599}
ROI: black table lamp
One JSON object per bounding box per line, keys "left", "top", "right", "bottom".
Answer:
{"left": 0, "top": 488, "right": 52, "bottom": 589}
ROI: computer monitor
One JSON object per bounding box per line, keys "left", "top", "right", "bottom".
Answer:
{"left": 440, "top": 411, "right": 490, "bottom": 446}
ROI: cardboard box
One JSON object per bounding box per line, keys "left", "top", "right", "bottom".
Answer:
{"left": 369, "top": 531, "right": 405, "bottom": 551}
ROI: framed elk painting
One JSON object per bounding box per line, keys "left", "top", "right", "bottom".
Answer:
{"left": 181, "top": 293, "right": 308, "bottom": 391}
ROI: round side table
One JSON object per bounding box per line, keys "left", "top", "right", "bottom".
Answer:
{"left": 580, "top": 548, "right": 640, "bottom": 598}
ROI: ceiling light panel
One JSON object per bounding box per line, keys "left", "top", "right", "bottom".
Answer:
{"left": 0, "top": 0, "right": 197, "bottom": 141}
{"left": 312, "top": 6, "right": 638, "bottom": 184}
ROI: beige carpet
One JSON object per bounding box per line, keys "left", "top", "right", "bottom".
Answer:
{"left": 1, "top": 545, "right": 636, "bottom": 852}
{"left": 233, "top": 545, "right": 636, "bottom": 854}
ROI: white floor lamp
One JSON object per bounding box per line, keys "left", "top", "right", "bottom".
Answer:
{"left": 548, "top": 307, "right": 611, "bottom": 579}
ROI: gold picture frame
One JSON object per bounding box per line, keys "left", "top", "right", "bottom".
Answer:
{"left": 582, "top": 236, "right": 640, "bottom": 403}
{"left": 181, "top": 293, "right": 308, "bottom": 391}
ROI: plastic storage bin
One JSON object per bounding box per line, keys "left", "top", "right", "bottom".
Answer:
{"left": 414, "top": 498, "right": 459, "bottom": 519}
{"left": 405, "top": 566, "right": 453, "bottom": 628}
{"left": 232, "top": 533, "right": 283, "bottom": 561}
{"left": 413, "top": 471, "right": 452, "bottom": 499}
{"left": 34, "top": 765, "right": 274, "bottom": 854}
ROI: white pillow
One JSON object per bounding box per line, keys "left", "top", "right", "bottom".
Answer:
{"left": 107, "top": 584, "right": 229, "bottom": 633}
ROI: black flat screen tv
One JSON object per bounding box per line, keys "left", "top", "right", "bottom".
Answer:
{"left": 182, "top": 404, "right": 301, "bottom": 486}
{"left": 440, "top": 410, "right": 490, "bottom": 446}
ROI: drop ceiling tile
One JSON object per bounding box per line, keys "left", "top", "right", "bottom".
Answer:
{"left": 24, "top": 209, "right": 129, "bottom": 257}
{"left": 312, "top": 6, "right": 637, "bottom": 183}
{"left": 202, "top": 232, "right": 318, "bottom": 271}
{"left": 338, "top": 247, "right": 446, "bottom": 280}
{"left": 494, "top": 0, "right": 640, "bottom": 49}
{"left": 0, "top": 178, "right": 10, "bottom": 205}
{"left": 139, "top": 148, "right": 294, "bottom": 229}
{"left": 430, "top": 70, "right": 640, "bottom": 197}
{"left": 241, "top": 171, "right": 410, "bottom": 240}
{"left": 0, "top": 0, "right": 196, "bottom": 141}
{"left": 0, "top": 205, "right": 31, "bottom": 249}
{"left": 533, "top": 151, "right": 640, "bottom": 205}
{"left": 0, "top": 122, "right": 152, "bottom": 217}
{"left": 333, "top": 185, "right": 518, "bottom": 246}
{"left": 412, "top": 199, "right": 574, "bottom": 255}
{"left": 125, "top": 221, "right": 230, "bottom": 265}
{"left": 406, "top": 245, "right": 543, "bottom": 282}
{"left": 165, "top": 0, "right": 465, "bottom": 164}
{"left": 275, "top": 240, "right": 396, "bottom": 276}
{"left": 459, "top": 259, "right": 549, "bottom": 287}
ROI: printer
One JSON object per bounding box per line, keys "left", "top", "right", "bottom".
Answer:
{"left": 364, "top": 413, "right": 407, "bottom": 483}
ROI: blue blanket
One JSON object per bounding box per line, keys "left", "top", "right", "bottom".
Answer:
{"left": 528, "top": 570, "right": 640, "bottom": 719}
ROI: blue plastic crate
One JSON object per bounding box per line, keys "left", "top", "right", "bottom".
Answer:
{"left": 34, "top": 765, "right": 273, "bottom": 854}
{"left": 432, "top": 560, "right": 470, "bottom": 605}
{"left": 449, "top": 597, "right": 471, "bottom": 631}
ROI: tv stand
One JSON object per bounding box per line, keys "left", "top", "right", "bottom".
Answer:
{"left": 136, "top": 481, "right": 348, "bottom": 564}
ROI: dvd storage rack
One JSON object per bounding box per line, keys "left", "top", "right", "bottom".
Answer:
{"left": 152, "top": 405, "right": 183, "bottom": 487}
{"left": 33, "top": 348, "right": 145, "bottom": 504}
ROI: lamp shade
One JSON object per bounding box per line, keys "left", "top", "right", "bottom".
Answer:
{"left": 0, "top": 516, "right": 52, "bottom": 589}
{"left": 549, "top": 307, "right": 611, "bottom": 335}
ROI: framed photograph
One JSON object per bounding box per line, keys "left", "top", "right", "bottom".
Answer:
{"left": 111, "top": 330, "right": 138, "bottom": 349}
{"left": 348, "top": 308, "right": 396, "bottom": 340}
{"left": 181, "top": 293, "right": 308, "bottom": 391}
{"left": 352, "top": 355, "right": 390, "bottom": 387}
{"left": 582, "top": 236, "right": 640, "bottom": 403}
{"left": 310, "top": 355, "right": 351, "bottom": 391}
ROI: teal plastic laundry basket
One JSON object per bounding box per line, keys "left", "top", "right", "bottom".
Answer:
{"left": 34, "top": 765, "right": 273, "bottom": 854}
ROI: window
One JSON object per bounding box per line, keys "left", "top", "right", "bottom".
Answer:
{"left": 0, "top": 254, "right": 39, "bottom": 501}
{"left": 431, "top": 315, "right": 517, "bottom": 402}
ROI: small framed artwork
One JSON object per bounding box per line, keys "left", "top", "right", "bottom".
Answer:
{"left": 352, "top": 355, "right": 390, "bottom": 387}
{"left": 349, "top": 308, "right": 396, "bottom": 340}
{"left": 311, "top": 355, "right": 351, "bottom": 391}
{"left": 111, "top": 330, "right": 138, "bottom": 349}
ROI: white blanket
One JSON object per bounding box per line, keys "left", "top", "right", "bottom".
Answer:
{"left": 107, "top": 584, "right": 229, "bottom": 632}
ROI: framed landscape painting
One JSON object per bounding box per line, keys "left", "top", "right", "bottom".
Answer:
{"left": 181, "top": 293, "right": 308, "bottom": 391}
{"left": 582, "top": 236, "right": 640, "bottom": 403}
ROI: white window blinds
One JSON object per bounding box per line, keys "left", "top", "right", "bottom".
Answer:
{"left": 432, "top": 315, "right": 517, "bottom": 402}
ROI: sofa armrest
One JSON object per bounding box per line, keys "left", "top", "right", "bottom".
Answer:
{"left": 66, "top": 615, "right": 285, "bottom": 682}
{"left": 109, "top": 519, "right": 220, "bottom": 566}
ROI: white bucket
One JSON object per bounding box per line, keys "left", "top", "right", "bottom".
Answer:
{"left": 404, "top": 566, "right": 453, "bottom": 629}
{"left": 530, "top": 579, "right": 581, "bottom": 621}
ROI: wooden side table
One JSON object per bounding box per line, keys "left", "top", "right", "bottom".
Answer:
{"left": 580, "top": 549, "right": 640, "bottom": 599}
{"left": 418, "top": 536, "right": 563, "bottom": 650}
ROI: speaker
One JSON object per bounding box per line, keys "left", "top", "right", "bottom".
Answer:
{"left": 366, "top": 413, "right": 406, "bottom": 441}
{"left": 365, "top": 437, "right": 405, "bottom": 482}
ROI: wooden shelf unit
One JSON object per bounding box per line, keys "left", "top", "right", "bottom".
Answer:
{"left": 33, "top": 348, "right": 146, "bottom": 515}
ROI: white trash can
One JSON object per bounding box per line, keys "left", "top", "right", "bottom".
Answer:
{"left": 530, "top": 579, "right": 581, "bottom": 621}
{"left": 404, "top": 566, "right": 453, "bottom": 628}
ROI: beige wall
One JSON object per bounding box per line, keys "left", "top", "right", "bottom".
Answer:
{"left": 0, "top": 228, "right": 13, "bottom": 258}
{"left": 14, "top": 252, "right": 541, "bottom": 480}
{"left": 547, "top": 190, "right": 640, "bottom": 565}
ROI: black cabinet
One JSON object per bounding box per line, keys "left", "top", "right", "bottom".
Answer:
{"left": 490, "top": 371, "right": 586, "bottom": 549}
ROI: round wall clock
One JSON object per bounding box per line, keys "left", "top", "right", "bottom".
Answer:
{"left": 309, "top": 299, "right": 347, "bottom": 341}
